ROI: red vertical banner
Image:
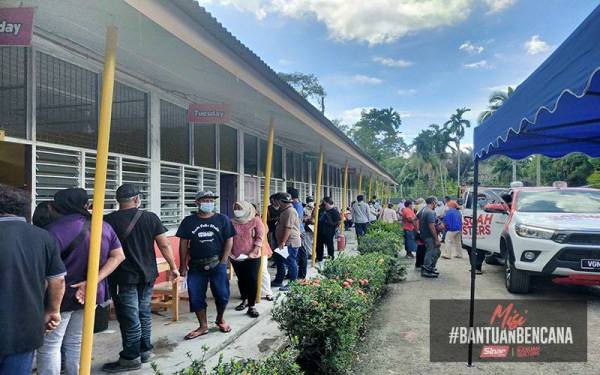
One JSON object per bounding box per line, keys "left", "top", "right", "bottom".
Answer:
{"left": 0, "top": 8, "right": 34, "bottom": 46}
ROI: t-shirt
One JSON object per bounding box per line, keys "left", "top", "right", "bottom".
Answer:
{"left": 176, "top": 213, "right": 236, "bottom": 260}
{"left": 418, "top": 207, "right": 437, "bottom": 239}
{"left": 104, "top": 208, "right": 168, "bottom": 285}
{"left": 318, "top": 207, "right": 341, "bottom": 235}
{"left": 351, "top": 202, "right": 370, "bottom": 224}
{"left": 0, "top": 217, "right": 66, "bottom": 356}
{"left": 401, "top": 207, "right": 416, "bottom": 231}
{"left": 275, "top": 206, "right": 302, "bottom": 248}
{"left": 47, "top": 214, "right": 121, "bottom": 311}
{"left": 443, "top": 208, "right": 463, "bottom": 232}
{"left": 267, "top": 205, "right": 280, "bottom": 233}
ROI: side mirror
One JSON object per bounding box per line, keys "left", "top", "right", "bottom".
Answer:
{"left": 483, "top": 203, "right": 508, "bottom": 214}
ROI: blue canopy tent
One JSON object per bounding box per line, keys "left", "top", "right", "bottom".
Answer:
{"left": 468, "top": 4, "right": 600, "bottom": 365}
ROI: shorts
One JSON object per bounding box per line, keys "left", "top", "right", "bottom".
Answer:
{"left": 187, "top": 263, "right": 230, "bottom": 311}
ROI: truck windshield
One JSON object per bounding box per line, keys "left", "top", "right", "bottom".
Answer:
{"left": 517, "top": 190, "right": 600, "bottom": 213}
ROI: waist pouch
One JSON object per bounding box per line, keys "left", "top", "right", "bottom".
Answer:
{"left": 189, "top": 256, "right": 220, "bottom": 271}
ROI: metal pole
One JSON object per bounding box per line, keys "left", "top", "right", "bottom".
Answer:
{"left": 340, "top": 160, "right": 348, "bottom": 234}
{"left": 256, "top": 116, "right": 275, "bottom": 304}
{"left": 536, "top": 155, "right": 541, "bottom": 186}
{"left": 467, "top": 158, "right": 479, "bottom": 367}
{"left": 512, "top": 160, "right": 517, "bottom": 182}
{"left": 457, "top": 141, "right": 461, "bottom": 198}
{"left": 79, "top": 25, "right": 117, "bottom": 375}
{"left": 311, "top": 147, "right": 324, "bottom": 266}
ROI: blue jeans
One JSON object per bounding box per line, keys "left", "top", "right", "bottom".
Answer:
{"left": 111, "top": 282, "right": 154, "bottom": 361}
{"left": 187, "top": 264, "right": 230, "bottom": 312}
{"left": 0, "top": 351, "right": 33, "bottom": 374}
{"left": 273, "top": 247, "right": 299, "bottom": 284}
{"left": 355, "top": 222, "right": 369, "bottom": 238}
{"left": 404, "top": 230, "right": 417, "bottom": 253}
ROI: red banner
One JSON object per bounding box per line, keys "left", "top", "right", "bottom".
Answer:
{"left": 188, "top": 103, "right": 231, "bottom": 124}
{"left": 0, "top": 7, "right": 34, "bottom": 46}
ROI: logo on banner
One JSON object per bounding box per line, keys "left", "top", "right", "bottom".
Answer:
{"left": 188, "top": 103, "right": 231, "bottom": 124}
{"left": 0, "top": 7, "right": 34, "bottom": 46}
{"left": 430, "top": 299, "right": 587, "bottom": 362}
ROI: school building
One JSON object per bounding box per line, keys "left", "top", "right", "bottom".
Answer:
{"left": 0, "top": 0, "right": 396, "bottom": 229}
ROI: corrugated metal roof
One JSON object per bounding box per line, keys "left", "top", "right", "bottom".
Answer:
{"left": 170, "top": 0, "right": 397, "bottom": 184}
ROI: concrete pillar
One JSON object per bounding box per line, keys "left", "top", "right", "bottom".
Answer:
{"left": 149, "top": 90, "right": 161, "bottom": 215}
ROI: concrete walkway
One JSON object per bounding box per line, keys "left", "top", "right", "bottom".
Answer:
{"left": 90, "top": 230, "right": 358, "bottom": 374}
{"left": 352, "top": 254, "right": 600, "bottom": 375}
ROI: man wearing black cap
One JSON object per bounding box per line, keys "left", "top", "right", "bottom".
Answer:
{"left": 102, "top": 184, "right": 178, "bottom": 373}
{"left": 272, "top": 192, "right": 302, "bottom": 291}
{"left": 176, "top": 191, "right": 236, "bottom": 340}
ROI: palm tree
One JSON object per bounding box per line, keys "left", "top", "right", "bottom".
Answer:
{"left": 444, "top": 108, "right": 471, "bottom": 196}
{"left": 478, "top": 86, "right": 520, "bottom": 181}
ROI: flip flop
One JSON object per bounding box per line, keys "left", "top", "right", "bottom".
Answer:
{"left": 184, "top": 327, "right": 209, "bottom": 340}
{"left": 215, "top": 320, "right": 232, "bottom": 333}
{"left": 235, "top": 302, "right": 247, "bottom": 311}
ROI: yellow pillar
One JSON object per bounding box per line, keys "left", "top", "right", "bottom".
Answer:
{"left": 79, "top": 25, "right": 117, "bottom": 375}
{"left": 368, "top": 175, "right": 373, "bottom": 200}
{"left": 256, "top": 116, "right": 275, "bottom": 304}
{"left": 358, "top": 169, "right": 362, "bottom": 196}
{"left": 311, "top": 147, "right": 324, "bottom": 266}
{"left": 339, "top": 160, "right": 348, "bottom": 234}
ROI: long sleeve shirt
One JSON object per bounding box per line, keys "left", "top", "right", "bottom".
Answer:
{"left": 232, "top": 216, "right": 264, "bottom": 259}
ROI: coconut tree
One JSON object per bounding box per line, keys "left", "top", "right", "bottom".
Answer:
{"left": 444, "top": 108, "right": 471, "bottom": 195}
{"left": 478, "top": 86, "right": 521, "bottom": 181}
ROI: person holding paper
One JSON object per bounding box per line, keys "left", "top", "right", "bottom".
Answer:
{"left": 271, "top": 193, "right": 302, "bottom": 292}
{"left": 230, "top": 201, "right": 264, "bottom": 318}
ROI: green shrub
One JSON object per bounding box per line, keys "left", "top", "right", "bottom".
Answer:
{"left": 160, "top": 347, "right": 303, "bottom": 375}
{"left": 321, "top": 253, "right": 389, "bottom": 299}
{"left": 367, "top": 221, "right": 404, "bottom": 235}
{"left": 272, "top": 278, "right": 369, "bottom": 374}
{"left": 358, "top": 230, "right": 402, "bottom": 257}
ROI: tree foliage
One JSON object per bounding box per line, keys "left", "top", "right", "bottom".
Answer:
{"left": 278, "top": 72, "right": 327, "bottom": 113}
{"left": 348, "top": 108, "right": 406, "bottom": 162}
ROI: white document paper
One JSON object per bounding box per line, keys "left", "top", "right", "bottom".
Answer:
{"left": 308, "top": 224, "right": 315, "bottom": 232}
{"left": 236, "top": 254, "right": 249, "bottom": 261}
{"left": 274, "top": 246, "right": 289, "bottom": 258}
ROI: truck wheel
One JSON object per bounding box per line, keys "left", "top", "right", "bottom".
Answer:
{"left": 505, "top": 258, "right": 530, "bottom": 294}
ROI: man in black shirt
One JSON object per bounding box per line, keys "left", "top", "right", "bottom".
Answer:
{"left": 0, "top": 184, "right": 66, "bottom": 374}
{"left": 176, "top": 191, "right": 235, "bottom": 340}
{"left": 102, "top": 184, "right": 179, "bottom": 373}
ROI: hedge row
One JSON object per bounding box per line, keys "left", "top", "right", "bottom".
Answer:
{"left": 272, "top": 224, "right": 406, "bottom": 374}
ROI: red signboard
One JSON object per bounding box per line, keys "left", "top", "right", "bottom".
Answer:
{"left": 188, "top": 103, "right": 231, "bottom": 124}
{"left": 0, "top": 7, "right": 34, "bottom": 46}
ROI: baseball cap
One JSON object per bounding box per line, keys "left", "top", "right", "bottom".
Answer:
{"left": 195, "top": 190, "right": 219, "bottom": 200}
{"left": 277, "top": 192, "right": 293, "bottom": 203}
{"left": 116, "top": 184, "right": 140, "bottom": 200}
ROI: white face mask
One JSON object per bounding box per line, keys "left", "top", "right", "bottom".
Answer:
{"left": 233, "top": 210, "right": 245, "bottom": 218}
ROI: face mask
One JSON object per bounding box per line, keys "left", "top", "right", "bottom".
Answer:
{"left": 233, "top": 210, "right": 245, "bottom": 218}
{"left": 199, "top": 202, "right": 214, "bottom": 213}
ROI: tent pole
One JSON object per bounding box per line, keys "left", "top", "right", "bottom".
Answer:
{"left": 79, "top": 25, "right": 117, "bottom": 375}
{"left": 467, "top": 158, "right": 479, "bottom": 367}
{"left": 512, "top": 160, "right": 517, "bottom": 181}
{"left": 256, "top": 116, "right": 275, "bottom": 305}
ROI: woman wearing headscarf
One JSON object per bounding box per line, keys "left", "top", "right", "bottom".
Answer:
{"left": 230, "top": 201, "right": 264, "bottom": 318}
{"left": 37, "top": 188, "right": 125, "bottom": 375}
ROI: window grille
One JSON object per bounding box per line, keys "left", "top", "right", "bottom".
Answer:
{"left": 85, "top": 153, "right": 118, "bottom": 212}
{"left": 184, "top": 166, "right": 201, "bottom": 217}
{"left": 160, "top": 164, "right": 183, "bottom": 229}
{"left": 110, "top": 82, "right": 148, "bottom": 157}
{"left": 36, "top": 52, "right": 98, "bottom": 149}
{"left": 121, "top": 158, "right": 150, "bottom": 210}
{"left": 0, "top": 47, "right": 27, "bottom": 138}
{"left": 35, "top": 146, "right": 81, "bottom": 204}
{"left": 160, "top": 100, "right": 189, "bottom": 164}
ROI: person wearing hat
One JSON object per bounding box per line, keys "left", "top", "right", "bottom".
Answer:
{"left": 38, "top": 188, "right": 125, "bottom": 375}
{"left": 271, "top": 192, "right": 301, "bottom": 291}
{"left": 102, "top": 184, "right": 178, "bottom": 372}
{"left": 176, "top": 191, "right": 236, "bottom": 339}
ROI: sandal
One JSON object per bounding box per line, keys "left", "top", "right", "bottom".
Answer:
{"left": 215, "top": 320, "right": 232, "bottom": 333}
{"left": 247, "top": 307, "right": 259, "bottom": 318}
{"left": 184, "top": 327, "right": 209, "bottom": 340}
{"left": 235, "top": 301, "right": 247, "bottom": 311}
{"left": 264, "top": 295, "right": 274, "bottom": 301}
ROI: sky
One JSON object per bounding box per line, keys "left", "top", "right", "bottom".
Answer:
{"left": 196, "top": 0, "right": 599, "bottom": 147}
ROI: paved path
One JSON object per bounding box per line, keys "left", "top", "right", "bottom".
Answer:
{"left": 353, "top": 254, "right": 600, "bottom": 375}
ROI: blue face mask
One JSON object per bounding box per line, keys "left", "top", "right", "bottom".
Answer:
{"left": 199, "top": 202, "right": 215, "bottom": 213}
